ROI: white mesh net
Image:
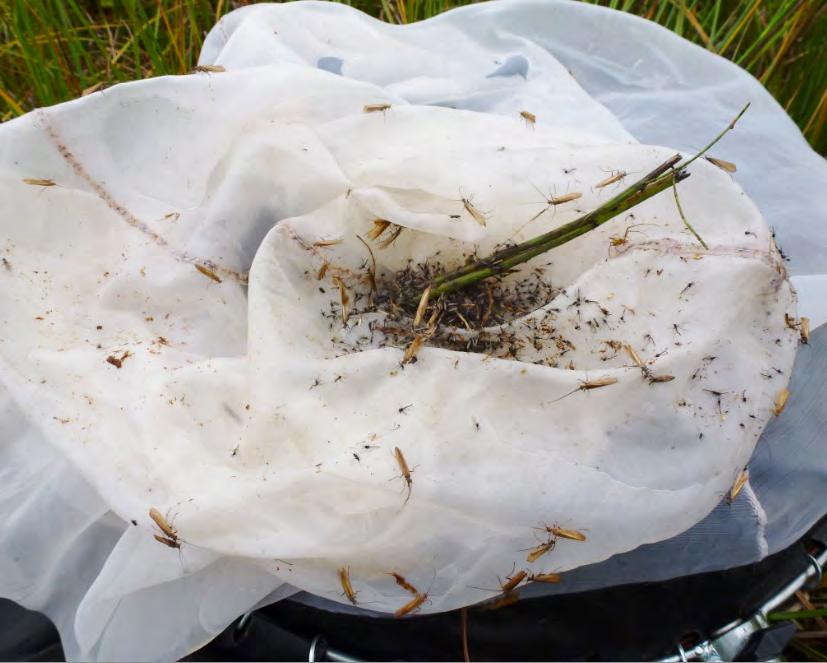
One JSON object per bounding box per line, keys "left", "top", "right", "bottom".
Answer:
{"left": 1, "top": 1, "right": 825, "bottom": 660}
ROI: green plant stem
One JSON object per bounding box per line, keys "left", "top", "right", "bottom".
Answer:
{"left": 427, "top": 103, "right": 751, "bottom": 298}
{"left": 672, "top": 177, "right": 708, "bottom": 249}
{"left": 679, "top": 101, "right": 751, "bottom": 170}
{"left": 431, "top": 154, "right": 683, "bottom": 291}
{"left": 769, "top": 608, "right": 827, "bottom": 621}
{"left": 431, "top": 166, "right": 687, "bottom": 296}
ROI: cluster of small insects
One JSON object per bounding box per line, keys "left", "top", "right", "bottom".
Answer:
{"left": 337, "top": 566, "right": 429, "bottom": 617}
{"left": 149, "top": 508, "right": 180, "bottom": 549}
{"left": 334, "top": 522, "right": 582, "bottom": 616}
{"left": 311, "top": 232, "right": 570, "bottom": 363}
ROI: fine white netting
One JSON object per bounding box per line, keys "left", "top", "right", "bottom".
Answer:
{"left": 1, "top": 1, "right": 824, "bottom": 660}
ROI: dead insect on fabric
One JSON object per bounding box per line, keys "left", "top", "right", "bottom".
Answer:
{"left": 461, "top": 194, "right": 488, "bottom": 227}
{"left": 520, "top": 110, "right": 536, "bottom": 125}
{"left": 608, "top": 222, "right": 655, "bottom": 247}
{"left": 549, "top": 191, "right": 582, "bottom": 205}
{"left": 729, "top": 469, "right": 749, "bottom": 502}
{"left": 195, "top": 264, "right": 222, "bottom": 283}
{"left": 393, "top": 446, "right": 413, "bottom": 504}
{"left": 317, "top": 261, "right": 329, "bottom": 280}
{"left": 550, "top": 376, "right": 618, "bottom": 403}
{"left": 528, "top": 572, "right": 562, "bottom": 584}
{"left": 378, "top": 224, "right": 404, "bottom": 249}
{"left": 338, "top": 566, "right": 358, "bottom": 604}
{"left": 105, "top": 351, "right": 130, "bottom": 369}
{"left": 394, "top": 592, "right": 427, "bottom": 618}
{"left": 773, "top": 388, "right": 789, "bottom": 416}
{"left": 81, "top": 82, "right": 105, "bottom": 96}
{"left": 800, "top": 317, "right": 810, "bottom": 344}
{"left": 544, "top": 525, "right": 587, "bottom": 542}
{"left": 526, "top": 540, "right": 555, "bottom": 563}
{"left": 624, "top": 343, "right": 645, "bottom": 369}
{"left": 389, "top": 572, "right": 419, "bottom": 595}
{"left": 595, "top": 171, "right": 627, "bottom": 188}
{"left": 192, "top": 64, "right": 225, "bottom": 73}
{"left": 154, "top": 535, "right": 181, "bottom": 549}
{"left": 479, "top": 591, "right": 520, "bottom": 611}
{"left": 149, "top": 508, "right": 180, "bottom": 549}
{"left": 23, "top": 178, "right": 56, "bottom": 187}
{"left": 705, "top": 156, "right": 737, "bottom": 173}
{"left": 784, "top": 313, "right": 797, "bottom": 329}
{"left": 500, "top": 569, "right": 527, "bottom": 592}
{"left": 355, "top": 235, "right": 377, "bottom": 295}
{"left": 364, "top": 103, "right": 391, "bottom": 113}
{"left": 149, "top": 508, "right": 177, "bottom": 539}
{"left": 367, "top": 219, "right": 391, "bottom": 240}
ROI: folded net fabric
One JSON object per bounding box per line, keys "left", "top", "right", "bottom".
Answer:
{"left": 1, "top": 1, "right": 825, "bottom": 659}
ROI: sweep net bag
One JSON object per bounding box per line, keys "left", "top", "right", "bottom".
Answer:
{"left": 1, "top": 1, "right": 825, "bottom": 660}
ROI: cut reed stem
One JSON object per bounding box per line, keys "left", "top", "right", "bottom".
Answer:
{"left": 425, "top": 103, "right": 750, "bottom": 298}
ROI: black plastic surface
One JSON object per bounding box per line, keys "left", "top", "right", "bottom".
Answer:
{"left": 249, "top": 539, "right": 811, "bottom": 661}
{"left": 734, "top": 621, "right": 798, "bottom": 662}
{"left": 1, "top": 521, "right": 823, "bottom": 662}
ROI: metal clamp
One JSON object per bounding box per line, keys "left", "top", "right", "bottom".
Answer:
{"left": 804, "top": 553, "right": 823, "bottom": 590}
{"left": 309, "top": 634, "right": 327, "bottom": 662}
{"left": 659, "top": 543, "right": 827, "bottom": 661}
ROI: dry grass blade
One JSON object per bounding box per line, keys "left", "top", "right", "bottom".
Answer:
{"left": 413, "top": 285, "right": 431, "bottom": 327}
{"left": 332, "top": 276, "right": 350, "bottom": 324}
{"left": 461, "top": 607, "right": 470, "bottom": 662}
{"left": 401, "top": 335, "right": 425, "bottom": 365}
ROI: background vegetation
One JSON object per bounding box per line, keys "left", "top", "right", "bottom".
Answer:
{"left": 0, "top": 0, "right": 825, "bottom": 659}
{"left": 0, "top": 0, "right": 825, "bottom": 154}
